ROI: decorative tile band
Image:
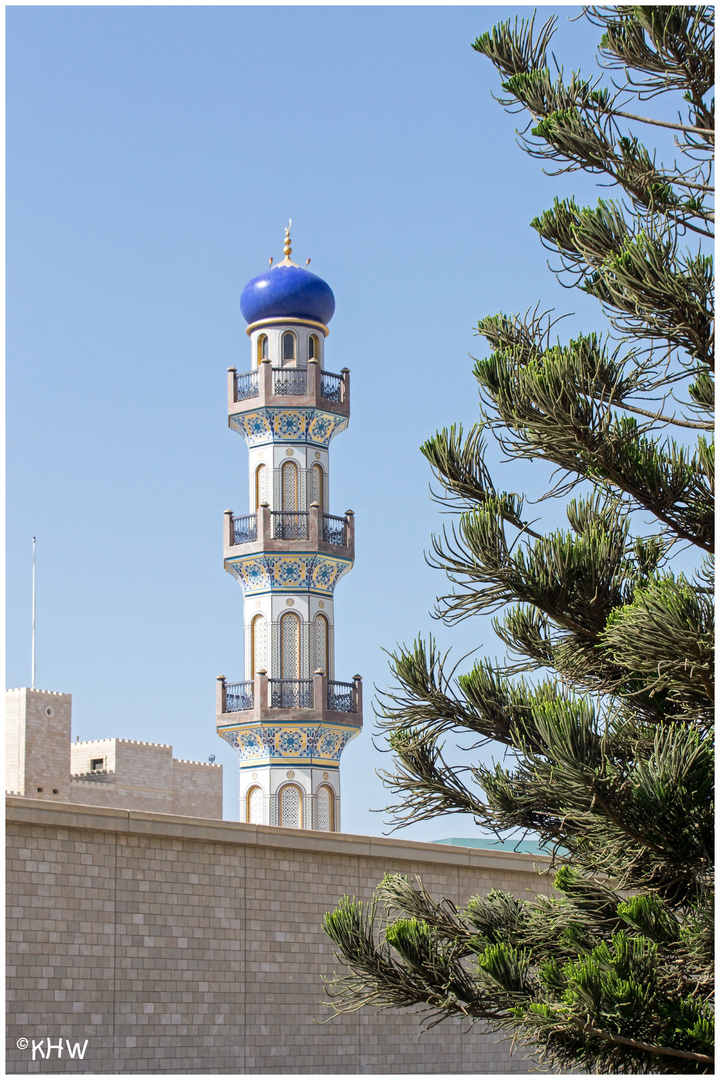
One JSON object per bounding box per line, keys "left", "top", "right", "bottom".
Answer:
{"left": 226, "top": 553, "right": 352, "bottom": 595}
{"left": 218, "top": 722, "right": 359, "bottom": 763}
{"left": 229, "top": 408, "right": 348, "bottom": 447}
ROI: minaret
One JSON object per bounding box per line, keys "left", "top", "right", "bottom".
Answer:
{"left": 216, "top": 225, "right": 362, "bottom": 831}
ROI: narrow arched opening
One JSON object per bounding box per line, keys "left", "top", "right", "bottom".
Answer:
{"left": 278, "top": 783, "right": 303, "bottom": 828}
{"left": 316, "top": 784, "right": 335, "bottom": 831}
{"left": 280, "top": 611, "right": 301, "bottom": 679}
{"left": 246, "top": 785, "right": 264, "bottom": 825}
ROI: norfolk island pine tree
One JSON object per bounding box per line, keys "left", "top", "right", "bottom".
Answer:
{"left": 323, "top": 8, "right": 714, "bottom": 1073}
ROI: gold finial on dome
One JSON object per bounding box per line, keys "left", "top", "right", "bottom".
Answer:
{"left": 277, "top": 219, "right": 299, "bottom": 267}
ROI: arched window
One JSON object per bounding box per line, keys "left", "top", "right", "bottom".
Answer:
{"left": 311, "top": 462, "right": 324, "bottom": 509}
{"left": 281, "top": 460, "right": 298, "bottom": 511}
{"left": 316, "top": 785, "right": 335, "bottom": 832}
{"left": 314, "top": 613, "right": 329, "bottom": 675}
{"left": 257, "top": 334, "right": 269, "bottom": 365}
{"left": 246, "top": 785, "right": 264, "bottom": 825}
{"left": 255, "top": 463, "right": 268, "bottom": 509}
{"left": 251, "top": 614, "right": 267, "bottom": 677}
{"left": 308, "top": 333, "right": 319, "bottom": 361}
{"left": 279, "top": 783, "right": 303, "bottom": 828}
{"left": 282, "top": 331, "right": 296, "bottom": 363}
{"left": 280, "top": 612, "right": 300, "bottom": 679}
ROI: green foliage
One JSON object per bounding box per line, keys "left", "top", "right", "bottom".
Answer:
{"left": 324, "top": 7, "right": 713, "bottom": 1073}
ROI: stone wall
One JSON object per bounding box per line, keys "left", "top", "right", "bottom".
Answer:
{"left": 172, "top": 759, "right": 223, "bottom": 819}
{"left": 5, "top": 689, "right": 222, "bottom": 821}
{"left": 6, "top": 798, "right": 552, "bottom": 1074}
{"left": 5, "top": 689, "right": 72, "bottom": 801}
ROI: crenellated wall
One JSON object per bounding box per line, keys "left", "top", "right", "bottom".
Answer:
{"left": 5, "top": 689, "right": 222, "bottom": 820}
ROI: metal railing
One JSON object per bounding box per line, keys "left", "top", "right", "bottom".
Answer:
{"left": 328, "top": 681, "right": 355, "bottom": 713}
{"left": 235, "top": 371, "right": 259, "bottom": 401}
{"left": 233, "top": 514, "right": 258, "bottom": 544}
{"left": 232, "top": 367, "right": 345, "bottom": 404}
{"left": 320, "top": 371, "right": 343, "bottom": 402}
{"left": 323, "top": 514, "right": 347, "bottom": 546}
{"left": 273, "top": 367, "right": 307, "bottom": 396}
{"left": 272, "top": 512, "right": 309, "bottom": 539}
{"left": 270, "top": 679, "right": 313, "bottom": 709}
{"left": 226, "top": 682, "right": 255, "bottom": 712}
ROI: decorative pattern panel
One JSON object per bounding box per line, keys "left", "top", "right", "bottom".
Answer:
{"left": 251, "top": 614, "right": 267, "bottom": 677}
{"left": 314, "top": 615, "right": 328, "bottom": 674}
{"left": 217, "top": 723, "right": 359, "bottom": 764}
{"left": 311, "top": 463, "right": 324, "bottom": 508}
{"left": 280, "top": 612, "right": 300, "bottom": 679}
{"left": 230, "top": 729, "right": 266, "bottom": 758}
{"left": 274, "top": 728, "right": 307, "bottom": 755}
{"left": 279, "top": 784, "right": 302, "bottom": 828}
{"left": 247, "top": 785, "right": 264, "bottom": 825}
{"left": 255, "top": 464, "right": 268, "bottom": 509}
{"left": 281, "top": 461, "right": 298, "bottom": 511}
{"left": 227, "top": 554, "right": 352, "bottom": 595}
{"left": 316, "top": 785, "right": 334, "bottom": 832}
{"left": 229, "top": 409, "right": 348, "bottom": 448}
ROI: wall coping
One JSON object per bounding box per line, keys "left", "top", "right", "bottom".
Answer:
{"left": 6, "top": 796, "right": 551, "bottom": 875}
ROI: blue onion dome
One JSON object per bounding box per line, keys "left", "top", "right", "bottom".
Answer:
{"left": 240, "top": 223, "right": 335, "bottom": 327}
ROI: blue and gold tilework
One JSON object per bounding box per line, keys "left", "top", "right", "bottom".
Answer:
{"left": 226, "top": 554, "right": 351, "bottom": 595}
{"left": 218, "top": 722, "right": 358, "bottom": 764}
{"left": 229, "top": 408, "right": 348, "bottom": 447}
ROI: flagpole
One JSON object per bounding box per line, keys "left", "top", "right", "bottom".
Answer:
{"left": 31, "top": 537, "right": 36, "bottom": 689}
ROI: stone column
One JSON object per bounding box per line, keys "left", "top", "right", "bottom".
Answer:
{"left": 216, "top": 675, "right": 227, "bottom": 716}
{"left": 309, "top": 502, "right": 322, "bottom": 543}
{"left": 227, "top": 367, "right": 237, "bottom": 409}
{"left": 352, "top": 674, "right": 363, "bottom": 718}
{"left": 224, "top": 509, "right": 234, "bottom": 550}
{"left": 260, "top": 358, "right": 272, "bottom": 400}
{"left": 255, "top": 669, "right": 269, "bottom": 719}
{"left": 258, "top": 504, "right": 271, "bottom": 544}
{"left": 313, "top": 669, "right": 328, "bottom": 713}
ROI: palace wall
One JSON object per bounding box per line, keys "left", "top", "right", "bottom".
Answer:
{"left": 6, "top": 798, "right": 552, "bottom": 1074}
{"left": 5, "top": 688, "right": 222, "bottom": 820}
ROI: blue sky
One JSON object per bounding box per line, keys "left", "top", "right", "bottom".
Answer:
{"left": 8, "top": 5, "right": 611, "bottom": 837}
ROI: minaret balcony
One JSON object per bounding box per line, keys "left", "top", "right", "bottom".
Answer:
{"left": 216, "top": 670, "right": 363, "bottom": 731}
{"left": 227, "top": 360, "right": 350, "bottom": 421}
{"left": 223, "top": 504, "right": 355, "bottom": 561}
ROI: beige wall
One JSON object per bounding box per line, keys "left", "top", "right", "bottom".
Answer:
{"left": 5, "top": 688, "right": 72, "bottom": 800}
{"left": 6, "top": 798, "right": 552, "bottom": 1074}
{"left": 6, "top": 689, "right": 222, "bottom": 821}
{"left": 173, "top": 759, "right": 223, "bottom": 819}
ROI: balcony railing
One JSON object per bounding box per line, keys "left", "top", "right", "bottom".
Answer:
{"left": 320, "top": 371, "right": 342, "bottom": 403}
{"left": 323, "top": 514, "right": 347, "bottom": 546}
{"left": 327, "top": 681, "right": 356, "bottom": 713}
{"left": 231, "top": 366, "right": 346, "bottom": 405}
{"left": 235, "top": 371, "right": 259, "bottom": 400}
{"left": 226, "top": 681, "right": 254, "bottom": 712}
{"left": 270, "top": 679, "right": 313, "bottom": 709}
{"left": 218, "top": 671, "right": 362, "bottom": 720}
{"left": 273, "top": 367, "right": 307, "bottom": 396}
{"left": 272, "top": 512, "right": 309, "bottom": 540}
{"left": 233, "top": 514, "right": 258, "bottom": 544}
